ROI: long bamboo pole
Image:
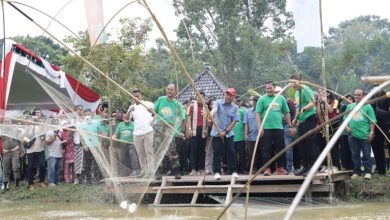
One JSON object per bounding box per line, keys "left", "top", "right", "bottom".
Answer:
{"left": 284, "top": 80, "right": 390, "bottom": 220}
{"left": 6, "top": 1, "right": 181, "bottom": 136}
{"left": 216, "top": 93, "right": 388, "bottom": 219}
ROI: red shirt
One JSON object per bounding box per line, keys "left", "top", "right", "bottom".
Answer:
{"left": 188, "top": 103, "right": 204, "bottom": 127}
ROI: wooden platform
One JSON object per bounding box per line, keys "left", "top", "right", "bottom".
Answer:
{"left": 103, "top": 170, "right": 352, "bottom": 207}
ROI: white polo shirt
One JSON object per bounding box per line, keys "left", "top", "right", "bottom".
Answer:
{"left": 130, "top": 101, "right": 154, "bottom": 136}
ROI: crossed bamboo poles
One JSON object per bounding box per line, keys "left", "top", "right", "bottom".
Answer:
{"left": 5, "top": 1, "right": 390, "bottom": 219}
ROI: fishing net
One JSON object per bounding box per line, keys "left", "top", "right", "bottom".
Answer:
{"left": 0, "top": 62, "right": 184, "bottom": 214}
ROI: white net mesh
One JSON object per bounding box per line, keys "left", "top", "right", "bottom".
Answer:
{"left": 0, "top": 71, "right": 184, "bottom": 214}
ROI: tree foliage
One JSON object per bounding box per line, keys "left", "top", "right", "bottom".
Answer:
{"left": 12, "top": 9, "right": 390, "bottom": 105}
{"left": 11, "top": 35, "right": 68, "bottom": 66}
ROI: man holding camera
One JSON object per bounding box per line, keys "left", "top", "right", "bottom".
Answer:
{"left": 45, "top": 118, "right": 63, "bottom": 186}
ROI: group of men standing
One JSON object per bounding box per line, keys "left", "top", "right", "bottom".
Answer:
{"left": 1, "top": 77, "right": 383, "bottom": 193}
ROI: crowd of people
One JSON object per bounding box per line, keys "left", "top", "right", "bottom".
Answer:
{"left": 1, "top": 76, "right": 390, "bottom": 193}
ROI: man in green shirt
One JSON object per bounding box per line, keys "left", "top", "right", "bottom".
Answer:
{"left": 345, "top": 89, "right": 377, "bottom": 180}
{"left": 112, "top": 114, "right": 140, "bottom": 177}
{"left": 290, "top": 75, "right": 319, "bottom": 176}
{"left": 256, "top": 81, "right": 292, "bottom": 176}
{"left": 154, "top": 83, "right": 185, "bottom": 179}
{"left": 233, "top": 99, "right": 247, "bottom": 174}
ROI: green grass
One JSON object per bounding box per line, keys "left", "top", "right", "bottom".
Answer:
{"left": 0, "top": 182, "right": 114, "bottom": 203}
{"left": 336, "top": 174, "right": 390, "bottom": 201}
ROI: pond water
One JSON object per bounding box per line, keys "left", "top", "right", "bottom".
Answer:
{"left": 1, "top": 200, "right": 389, "bottom": 219}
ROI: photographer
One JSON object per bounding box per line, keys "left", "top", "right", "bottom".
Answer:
{"left": 26, "top": 109, "right": 47, "bottom": 190}
{"left": 45, "top": 118, "right": 63, "bottom": 186}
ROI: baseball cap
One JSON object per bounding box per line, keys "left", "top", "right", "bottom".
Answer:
{"left": 225, "top": 88, "right": 237, "bottom": 96}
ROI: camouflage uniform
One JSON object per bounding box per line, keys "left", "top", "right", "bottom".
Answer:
{"left": 153, "top": 123, "right": 180, "bottom": 173}
{"left": 2, "top": 136, "right": 22, "bottom": 183}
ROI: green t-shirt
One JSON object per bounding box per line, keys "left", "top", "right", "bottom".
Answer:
{"left": 98, "top": 123, "right": 110, "bottom": 137}
{"left": 154, "top": 96, "right": 184, "bottom": 125}
{"left": 115, "top": 121, "right": 134, "bottom": 143}
{"left": 79, "top": 120, "right": 99, "bottom": 148}
{"left": 98, "top": 122, "right": 110, "bottom": 146}
{"left": 256, "top": 95, "right": 289, "bottom": 129}
{"left": 233, "top": 107, "right": 246, "bottom": 142}
{"left": 344, "top": 103, "right": 377, "bottom": 139}
{"left": 295, "top": 85, "right": 316, "bottom": 123}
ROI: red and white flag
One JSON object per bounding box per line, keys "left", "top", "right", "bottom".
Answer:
{"left": 84, "top": 0, "right": 106, "bottom": 46}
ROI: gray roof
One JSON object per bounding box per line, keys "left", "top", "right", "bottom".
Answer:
{"left": 177, "top": 66, "right": 226, "bottom": 103}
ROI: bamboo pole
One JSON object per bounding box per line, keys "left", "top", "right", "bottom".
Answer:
{"left": 284, "top": 80, "right": 390, "bottom": 220}
{"left": 216, "top": 93, "right": 388, "bottom": 220}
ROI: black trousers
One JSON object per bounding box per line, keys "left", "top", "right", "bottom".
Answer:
{"left": 372, "top": 126, "right": 387, "bottom": 174}
{"left": 261, "top": 129, "right": 286, "bottom": 168}
{"left": 298, "top": 114, "right": 319, "bottom": 168}
{"left": 212, "top": 136, "right": 237, "bottom": 174}
{"left": 176, "top": 137, "right": 189, "bottom": 173}
{"left": 27, "top": 151, "right": 45, "bottom": 185}
{"left": 190, "top": 127, "right": 206, "bottom": 171}
{"left": 247, "top": 141, "right": 262, "bottom": 171}
{"left": 317, "top": 132, "right": 341, "bottom": 168}
{"left": 83, "top": 150, "right": 102, "bottom": 183}
{"left": 340, "top": 134, "right": 353, "bottom": 170}
{"left": 234, "top": 141, "right": 247, "bottom": 173}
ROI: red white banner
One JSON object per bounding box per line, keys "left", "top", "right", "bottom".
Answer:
{"left": 0, "top": 39, "right": 101, "bottom": 111}
{"left": 84, "top": 0, "right": 106, "bottom": 46}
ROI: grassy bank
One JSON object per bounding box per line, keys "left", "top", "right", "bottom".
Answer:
{"left": 336, "top": 174, "right": 390, "bottom": 201}
{"left": 0, "top": 182, "right": 113, "bottom": 203}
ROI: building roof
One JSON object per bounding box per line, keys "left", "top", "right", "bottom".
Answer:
{"left": 177, "top": 65, "right": 226, "bottom": 103}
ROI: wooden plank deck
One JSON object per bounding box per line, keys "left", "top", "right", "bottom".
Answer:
{"left": 103, "top": 170, "right": 352, "bottom": 196}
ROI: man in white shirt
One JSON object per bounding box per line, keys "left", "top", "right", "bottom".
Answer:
{"left": 45, "top": 118, "right": 63, "bottom": 186}
{"left": 127, "top": 89, "right": 154, "bottom": 176}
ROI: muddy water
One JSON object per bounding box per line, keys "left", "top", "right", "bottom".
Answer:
{"left": 0, "top": 201, "right": 389, "bottom": 219}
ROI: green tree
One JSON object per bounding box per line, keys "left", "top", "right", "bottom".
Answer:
{"left": 61, "top": 17, "right": 157, "bottom": 108}
{"left": 11, "top": 35, "right": 68, "bottom": 66}
{"left": 172, "top": 0, "right": 294, "bottom": 94}
{"left": 324, "top": 16, "right": 390, "bottom": 93}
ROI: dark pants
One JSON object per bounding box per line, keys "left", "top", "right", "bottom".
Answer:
{"left": 247, "top": 141, "right": 262, "bottom": 171}
{"left": 234, "top": 141, "right": 247, "bottom": 173}
{"left": 176, "top": 137, "right": 189, "bottom": 173}
{"left": 348, "top": 135, "right": 372, "bottom": 175}
{"left": 317, "top": 132, "right": 341, "bottom": 168}
{"left": 212, "top": 136, "right": 237, "bottom": 174}
{"left": 261, "top": 129, "right": 286, "bottom": 169}
{"left": 340, "top": 135, "right": 353, "bottom": 170}
{"left": 190, "top": 127, "right": 206, "bottom": 171}
{"left": 83, "top": 150, "right": 102, "bottom": 183}
{"left": 27, "top": 151, "right": 46, "bottom": 185}
{"left": 298, "top": 114, "right": 319, "bottom": 168}
{"left": 293, "top": 140, "right": 301, "bottom": 169}
{"left": 154, "top": 124, "right": 180, "bottom": 174}
{"left": 372, "top": 126, "right": 387, "bottom": 174}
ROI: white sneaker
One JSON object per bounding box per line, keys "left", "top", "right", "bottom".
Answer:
{"left": 214, "top": 173, "right": 221, "bottom": 180}
{"left": 189, "top": 170, "right": 197, "bottom": 176}
{"left": 73, "top": 178, "right": 79, "bottom": 185}
{"left": 351, "top": 173, "right": 360, "bottom": 179}
{"left": 48, "top": 183, "right": 56, "bottom": 187}
{"left": 232, "top": 172, "right": 239, "bottom": 179}
{"left": 364, "top": 173, "right": 372, "bottom": 180}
